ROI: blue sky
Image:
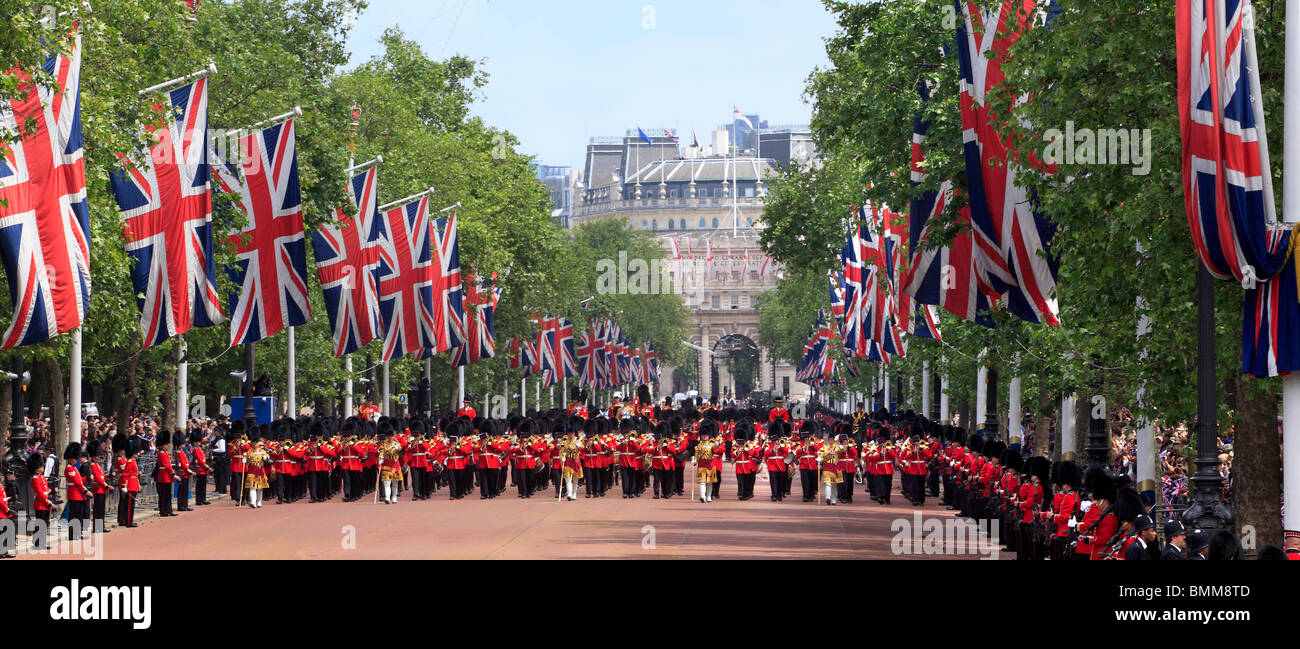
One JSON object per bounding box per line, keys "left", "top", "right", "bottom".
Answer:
{"left": 345, "top": 1, "right": 839, "bottom": 169}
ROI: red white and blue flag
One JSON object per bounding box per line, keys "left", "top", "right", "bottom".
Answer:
{"left": 312, "top": 167, "right": 381, "bottom": 357}
{"left": 1177, "top": 0, "right": 1298, "bottom": 376}
{"left": 955, "top": 0, "right": 1060, "bottom": 326}
{"left": 213, "top": 118, "right": 310, "bottom": 346}
{"left": 376, "top": 195, "right": 435, "bottom": 361}
{"left": 451, "top": 274, "right": 500, "bottom": 367}
{"left": 112, "top": 77, "right": 225, "bottom": 349}
{"left": 0, "top": 29, "right": 91, "bottom": 349}
{"left": 508, "top": 334, "right": 539, "bottom": 376}
{"left": 431, "top": 211, "right": 466, "bottom": 354}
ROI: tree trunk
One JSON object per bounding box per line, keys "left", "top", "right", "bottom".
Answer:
{"left": 45, "top": 357, "right": 66, "bottom": 455}
{"left": 27, "top": 360, "right": 44, "bottom": 421}
{"left": 1074, "top": 394, "right": 1090, "bottom": 461}
{"left": 1233, "top": 376, "right": 1281, "bottom": 551}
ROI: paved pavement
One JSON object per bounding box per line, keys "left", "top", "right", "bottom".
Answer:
{"left": 14, "top": 471, "right": 1008, "bottom": 560}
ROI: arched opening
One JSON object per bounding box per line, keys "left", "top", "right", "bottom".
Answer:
{"left": 710, "top": 333, "right": 760, "bottom": 403}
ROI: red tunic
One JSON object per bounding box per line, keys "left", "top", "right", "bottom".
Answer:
{"left": 156, "top": 450, "right": 173, "bottom": 484}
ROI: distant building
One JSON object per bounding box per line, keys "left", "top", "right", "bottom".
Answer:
{"left": 568, "top": 121, "right": 820, "bottom": 401}
{"left": 534, "top": 164, "right": 581, "bottom": 229}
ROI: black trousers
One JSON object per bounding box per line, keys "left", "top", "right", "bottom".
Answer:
{"left": 736, "top": 472, "right": 755, "bottom": 498}
{"left": 121, "top": 491, "right": 136, "bottom": 525}
{"left": 308, "top": 471, "right": 324, "bottom": 500}
{"left": 497, "top": 467, "right": 508, "bottom": 493}
{"left": 800, "top": 469, "right": 817, "bottom": 500}
{"left": 514, "top": 466, "right": 532, "bottom": 496}
{"left": 477, "top": 468, "right": 497, "bottom": 498}
{"left": 230, "top": 472, "right": 244, "bottom": 504}
{"left": 92, "top": 493, "right": 107, "bottom": 528}
{"left": 838, "top": 472, "right": 854, "bottom": 501}
{"left": 621, "top": 466, "right": 636, "bottom": 496}
{"left": 674, "top": 465, "right": 685, "bottom": 494}
{"left": 176, "top": 478, "right": 190, "bottom": 510}
{"left": 712, "top": 469, "right": 722, "bottom": 498}
{"left": 68, "top": 500, "right": 89, "bottom": 540}
{"left": 927, "top": 471, "right": 940, "bottom": 496}
{"left": 585, "top": 467, "right": 599, "bottom": 496}
{"left": 30, "top": 509, "right": 51, "bottom": 549}
{"left": 878, "top": 473, "right": 893, "bottom": 503}
{"left": 654, "top": 468, "right": 673, "bottom": 498}
{"left": 769, "top": 468, "right": 785, "bottom": 499}
{"left": 194, "top": 474, "right": 208, "bottom": 505}
{"left": 213, "top": 454, "right": 229, "bottom": 493}
{"left": 553, "top": 468, "right": 563, "bottom": 497}
{"left": 157, "top": 482, "right": 173, "bottom": 515}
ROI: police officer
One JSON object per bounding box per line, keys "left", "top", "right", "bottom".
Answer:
{"left": 1161, "top": 520, "right": 1188, "bottom": 560}
{"left": 1186, "top": 530, "right": 1210, "bottom": 560}
{"left": 1123, "top": 515, "right": 1156, "bottom": 560}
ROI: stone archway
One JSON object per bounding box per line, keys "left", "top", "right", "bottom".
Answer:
{"left": 710, "top": 333, "right": 760, "bottom": 401}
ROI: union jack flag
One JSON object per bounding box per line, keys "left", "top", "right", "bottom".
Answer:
{"left": 956, "top": 0, "right": 1060, "bottom": 326}
{"left": 553, "top": 317, "right": 577, "bottom": 380}
{"left": 576, "top": 327, "right": 600, "bottom": 386}
{"left": 376, "top": 195, "right": 435, "bottom": 361}
{"left": 0, "top": 29, "right": 91, "bottom": 349}
{"left": 644, "top": 341, "right": 659, "bottom": 380}
{"left": 312, "top": 167, "right": 381, "bottom": 357}
{"left": 450, "top": 274, "right": 500, "bottom": 367}
{"left": 111, "top": 77, "right": 225, "bottom": 349}
{"left": 213, "top": 118, "right": 310, "bottom": 346}
{"left": 1177, "top": 0, "right": 1297, "bottom": 376}
{"left": 508, "top": 334, "right": 539, "bottom": 375}
{"left": 431, "top": 211, "right": 465, "bottom": 353}
{"left": 534, "top": 315, "right": 557, "bottom": 387}
{"left": 593, "top": 319, "right": 612, "bottom": 388}
{"left": 901, "top": 79, "right": 997, "bottom": 327}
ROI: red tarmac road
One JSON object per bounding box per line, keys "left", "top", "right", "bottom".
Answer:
{"left": 22, "top": 471, "right": 1006, "bottom": 559}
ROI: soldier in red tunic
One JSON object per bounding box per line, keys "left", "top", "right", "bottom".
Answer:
{"left": 29, "top": 453, "right": 53, "bottom": 549}
{"left": 190, "top": 431, "right": 211, "bottom": 506}
{"left": 0, "top": 474, "right": 14, "bottom": 558}
{"left": 63, "top": 443, "right": 92, "bottom": 540}
{"left": 173, "top": 430, "right": 193, "bottom": 512}
{"left": 155, "top": 432, "right": 175, "bottom": 517}
{"left": 88, "top": 440, "right": 112, "bottom": 531}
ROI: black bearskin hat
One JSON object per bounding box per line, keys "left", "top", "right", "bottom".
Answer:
{"left": 63, "top": 442, "right": 81, "bottom": 461}
{"left": 26, "top": 452, "right": 43, "bottom": 474}
{"left": 637, "top": 384, "right": 651, "bottom": 404}
{"left": 1114, "top": 485, "right": 1146, "bottom": 524}
{"left": 984, "top": 440, "right": 1006, "bottom": 462}
{"left": 1002, "top": 449, "right": 1022, "bottom": 473}
{"left": 173, "top": 430, "right": 188, "bottom": 447}
{"left": 1088, "top": 470, "right": 1117, "bottom": 503}
{"left": 1056, "top": 461, "right": 1083, "bottom": 490}
{"left": 968, "top": 435, "right": 985, "bottom": 454}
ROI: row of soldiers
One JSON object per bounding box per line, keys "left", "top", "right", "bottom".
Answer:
{"left": 936, "top": 427, "right": 1226, "bottom": 559}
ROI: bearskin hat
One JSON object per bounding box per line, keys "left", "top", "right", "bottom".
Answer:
{"left": 1056, "top": 461, "right": 1083, "bottom": 490}
{"left": 26, "top": 452, "right": 43, "bottom": 474}
{"left": 1088, "top": 470, "right": 1117, "bottom": 502}
{"left": 173, "top": 430, "right": 188, "bottom": 447}
{"left": 984, "top": 440, "right": 1006, "bottom": 462}
{"left": 968, "top": 435, "right": 985, "bottom": 454}
{"left": 637, "top": 384, "right": 651, "bottom": 404}
{"left": 1114, "top": 485, "right": 1145, "bottom": 524}
{"left": 63, "top": 442, "right": 81, "bottom": 461}
{"left": 1002, "top": 449, "right": 1022, "bottom": 473}
{"left": 699, "top": 419, "right": 719, "bottom": 436}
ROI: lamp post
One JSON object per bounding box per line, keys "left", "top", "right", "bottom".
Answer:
{"left": 1084, "top": 355, "right": 1111, "bottom": 472}
{"left": 1182, "top": 265, "right": 1234, "bottom": 533}
{"left": 4, "top": 359, "right": 31, "bottom": 518}
{"left": 242, "top": 343, "right": 256, "bottom": 423}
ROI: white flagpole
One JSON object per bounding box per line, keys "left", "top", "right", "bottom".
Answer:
{"left": 69, "top": 328, "right": 82, "bottom": 443}
{"left": 1282, "top": 0, "right": 1300, "bottom": 549}
{"left": 344, "top": 143, "right": 356, "bottom": 418}
{"left": 382, "top": 361, "right": 390, "bottom": 416}
{"left": 424, "top": 358, "right": 433, "bottom": 417}
{"left": 921, "top": 360, "right": 930, "bottom": 420}
{"left": 521, "top": 376, "right": 527, "bottom": 413}
{"left": 287, "top": 326, "right": 296, "bottom": 417}
{"left": 176, "top": 336, "right": 187, "bottom": 432}
{"left": 458, "top": 365, "right": 465, "bottom": 407}
{"left": 139, "top": 63, "right": 217, "bottom": 96}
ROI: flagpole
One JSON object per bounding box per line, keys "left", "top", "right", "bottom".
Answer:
{"left": 138, "top": 62, "right": 217, "bottom": 96}
{"left": 176, "top": 336, "right": 187, "bottom": 431}
{"left": 520, "top": 376, "right": 526, "bottom": 414}
{"left": 424, "top": 358, "right": 433, "bottom": 417}
{"left": 382, "top": 361, "right": 390, "bottom": 417}
{"left": 458, "top": 365, "right": 465, "bottom": 406}
{"left": 287, "top": 326, "right": 296, "bottom": 417}
{"left": 69, "top": 328, "right": 82, "bottom": 443}
{"left": 1283, "top": 0, "right": 1300, "bottom": 552}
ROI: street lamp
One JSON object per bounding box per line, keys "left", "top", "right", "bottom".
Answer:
{"left": 1182, "top": 265, "right": 1234, "bottom": 534}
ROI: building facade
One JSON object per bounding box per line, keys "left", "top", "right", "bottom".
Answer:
{"left": 568, "top": 127, "right": 814, "bottom": 400}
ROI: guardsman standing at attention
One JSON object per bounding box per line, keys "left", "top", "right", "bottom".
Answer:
{"left": 229, "top": 423, "right": 248, "bottom": 505}
{"left": 63, "top": 443, "right": 91, "bottom": 540}
{"left": 837, "top": 433, "right": 858, "bottom": 504}
{"left": 89, "top": 441, "right": 112, "bottom": 531}
{"left": 191, "top": 431, "right": 211, "bottom": 506}
{"left": 29, "top": 454, "right": 53, "bottom": 549}
{"left": 174, "top": 431, "right": 193, "bottom": 512}
{"left": 155, "top": 432, "right": 175, "bottom": 517}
